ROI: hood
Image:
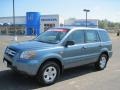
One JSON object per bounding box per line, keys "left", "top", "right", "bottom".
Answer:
{"left": 8, "top": 40, "right": 56, "bottom": 51}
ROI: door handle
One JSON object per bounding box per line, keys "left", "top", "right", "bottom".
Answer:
{"left": 99, "top": 44, "right": 103, "bottom": 47}
{"left": 82, "top": 46, "right": 87, "bottom": 49}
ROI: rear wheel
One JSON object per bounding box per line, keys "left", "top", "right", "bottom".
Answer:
{"left": 95, "top": 54, "right": 108, "bottom": 70}
{"left": 37, "top": 61, "right": 60, "bottom": 86}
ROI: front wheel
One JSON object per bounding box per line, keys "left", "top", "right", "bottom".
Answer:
{"left": 95, "top": 54, "right": 108, "bottom": 70}
{"left": 37, "top": 61, "right": 60, "bottom": 86}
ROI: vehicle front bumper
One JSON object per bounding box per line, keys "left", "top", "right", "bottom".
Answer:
{"left": 3, "top": 57, "right": 41, "bottom": 76}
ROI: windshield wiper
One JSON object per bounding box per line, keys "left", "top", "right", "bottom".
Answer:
{"left": 37, "top": 40, "right": 47, "bottom": 43}
{"left": 36, "top": 40, "right": 57, "bottom": 44}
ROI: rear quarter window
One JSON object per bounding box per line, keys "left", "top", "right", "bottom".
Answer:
{"left": 99, "top": 30, "right": 110, "bottom": 42}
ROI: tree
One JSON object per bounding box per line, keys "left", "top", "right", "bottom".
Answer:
{"left": 98, "top": 19, "right": 108, "bottom": 29}
{"left": 98, "top": 19, "right": 120, "bottom": 32}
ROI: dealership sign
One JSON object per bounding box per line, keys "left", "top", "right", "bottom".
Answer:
{"left": 73, "top": 19, "right": 98, "bottom": 27}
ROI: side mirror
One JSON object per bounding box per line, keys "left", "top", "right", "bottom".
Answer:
{"left": 65, "top": 41, "right": 75, "bottom": 47}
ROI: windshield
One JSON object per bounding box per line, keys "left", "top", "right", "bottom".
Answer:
{"left": 34, "top": 28, "right": 69, "bottom": 44}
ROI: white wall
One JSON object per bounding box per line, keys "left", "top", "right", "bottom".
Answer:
{"left": 0, "top": 16, "right": 25, "bottom": 25}
{"left": 40, "top": 15, "right": 59, "bottom": 32}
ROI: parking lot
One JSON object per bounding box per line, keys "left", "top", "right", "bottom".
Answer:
{"left": 0, "top": 34, "right": 120, "bottom": 90}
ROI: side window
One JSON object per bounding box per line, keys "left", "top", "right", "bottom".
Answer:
{"left": 68, "top": 30, "right": 84, "bottom": 44}
{"left": 85, "top": 30, "right": 100, "bottom": 43}
{"left": 99, "top": 30, "right": 110, "bottom": 42}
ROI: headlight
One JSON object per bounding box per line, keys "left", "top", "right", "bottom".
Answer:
{"left": 20, "top": 51, "right": 36, "bottom": 59}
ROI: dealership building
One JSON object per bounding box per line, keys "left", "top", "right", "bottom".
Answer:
{"left": 0, "top": 12, "right": 59, "bottom": 35}
{"left": 0, "top": 12, "right": 99, "bottom": 35}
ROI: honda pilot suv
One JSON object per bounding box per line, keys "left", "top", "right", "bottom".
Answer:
{"left": 3, "top": 27, "right": 112, "bottom": 85}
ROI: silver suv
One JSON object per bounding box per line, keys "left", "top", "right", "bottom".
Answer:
{"left": 3, "top": 27, "right": 112, "bottom": 85}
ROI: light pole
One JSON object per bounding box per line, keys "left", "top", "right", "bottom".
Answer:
{"left": 83, "top": 9, "right": 90, "bottom": 27}
{"left": 13, "top": 0, "right": 17, "bottom": 41}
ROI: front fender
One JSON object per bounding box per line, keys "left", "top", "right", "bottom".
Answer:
{"left": 39, "top": 53, "right": 63, "bottom": 66}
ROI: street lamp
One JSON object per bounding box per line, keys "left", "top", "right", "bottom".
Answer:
{"left": 83, "top": 9, "right": 90, "bottom": 27}
{"left": 13, "top": 0, "right": 17, "bottom": 41}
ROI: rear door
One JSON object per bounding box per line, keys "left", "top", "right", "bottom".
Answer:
{"left": 83, "top": 30, "right": 101, "bottom": 64}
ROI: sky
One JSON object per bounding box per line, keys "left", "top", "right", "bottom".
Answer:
{"left": 1, "top": 0, "right": 120, "bottom": 23}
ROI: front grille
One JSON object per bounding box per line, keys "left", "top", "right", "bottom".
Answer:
{"left": 5, "top": 48, "right": 17, "bottom": 58}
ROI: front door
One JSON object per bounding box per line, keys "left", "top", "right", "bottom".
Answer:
{"left": 63, "top": 30, "right": 86, "bottom": 68}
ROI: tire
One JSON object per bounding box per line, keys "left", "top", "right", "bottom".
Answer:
{"left": 95, "top": 54, "right": 108, "bottom": 70}
{"left": 36, "top": 61, "right": 60, "bottom": 86}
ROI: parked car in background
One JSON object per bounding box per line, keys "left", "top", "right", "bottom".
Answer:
{"left": 3, "top": 27, "right": 112, "bottom": 85}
